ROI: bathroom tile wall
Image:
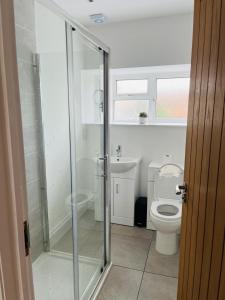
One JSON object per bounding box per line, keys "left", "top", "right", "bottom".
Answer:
{"left": 14, "top": 0, "right": 43, "bottom": 260}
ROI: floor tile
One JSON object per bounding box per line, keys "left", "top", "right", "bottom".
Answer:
{"left": 54, "top": 228, "right": 104, "bottom": 259}
{"left": 53, "top": 230, "right": 73, "bottom": 253}
{"left": 111, "top": 234, "right": 151, "bottom": 271}
{"left": 53, "top": 209, "right": 103, "bottom": 256}
{"left": 97, "top": 266, "right": 143, "bottom": 300}
{"left": 79, "top": 230, "right": 104, "bottom": 259}
{"left": 145, "top": 241, "right": 179, "bottom": 278}
{"left": 138, "top": 272, "right": 178, "bottom": 300}
{"left": 53, "top": 227, "right": 91, "bottom": 254}
{"left": 111, "top": 224, "right": 154, "bottom": 240}
{"left": 79, "top": 210, "right": 104, "bottom": 232}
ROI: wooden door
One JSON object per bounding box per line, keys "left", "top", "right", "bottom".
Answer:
{"left": 177, "top": 0, "right": 225, "bottom": 299}
{"left": 0, "top": 0, "right": 35, "bottom": 299}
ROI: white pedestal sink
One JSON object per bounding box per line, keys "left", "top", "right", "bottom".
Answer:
{"left": 111, "top": 157, "right": 141, "bottom": 174}
{"left": 110, "top": 157, "right": 141, "bottom": 226}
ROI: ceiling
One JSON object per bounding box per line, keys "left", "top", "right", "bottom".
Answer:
{"left": 53, "top": 0, "right": 194, "bottom": 26}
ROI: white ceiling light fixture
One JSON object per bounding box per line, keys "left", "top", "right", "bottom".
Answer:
{"left": 90, "top": 13, "right": 107, "bottom": 23}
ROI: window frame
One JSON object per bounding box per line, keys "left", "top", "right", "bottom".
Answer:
{"left": 111, "top": 65, "right": 190, "bottom": 125}
{"left": 113, "top": 74, "right": 153, "bottom": 100}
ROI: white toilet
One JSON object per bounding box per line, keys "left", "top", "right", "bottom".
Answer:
{"left": 147, "top": 162, "right": 184, "bottom": 255}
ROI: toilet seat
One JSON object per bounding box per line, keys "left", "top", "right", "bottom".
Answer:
{"left": 151, "top": 199, "right": 182, "bottom": 221}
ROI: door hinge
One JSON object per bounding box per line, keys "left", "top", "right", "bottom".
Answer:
{"left": 24, "top": 220, "right": 30, "bottom": 256}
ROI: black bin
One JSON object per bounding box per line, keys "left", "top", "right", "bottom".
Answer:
{"left": 134, "top": 197, "right": 147, "bottom": 227}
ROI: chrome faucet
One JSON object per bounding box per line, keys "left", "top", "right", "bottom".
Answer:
{"left": 116, "top": 145, "right": 122, "bottom": 157}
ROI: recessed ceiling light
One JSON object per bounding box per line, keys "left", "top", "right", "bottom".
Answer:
{"left": 90, "top": 13, "right": 106, "bottom": 24}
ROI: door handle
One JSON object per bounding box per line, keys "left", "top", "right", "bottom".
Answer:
{"left": 116, "top": 183, "right": 119, "bottom": 194}
{"left": 176, "top": 183, "right": 187, "bottom": 203}
{"left": 98, "top": 157, "right": 107, "bottom": 161}
{"left": 96, "top": 174, "right": 106, "bottom": 178}
{"left": 98, "top": 155, "right": 108, "bottom": 179}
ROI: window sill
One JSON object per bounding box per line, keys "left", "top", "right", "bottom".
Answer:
{"left": 110, "top": 122, "right": 187, "bottom": 127}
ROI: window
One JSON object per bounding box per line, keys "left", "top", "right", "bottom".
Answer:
{"left": 114, "top": 100, "right": 149, "bottom": 122}
{"left": 112, "top": 66, "right": 190, "bottom": 125}
{"left": 156, "top": 77, "right": 190, "bottom": 121}
{"left": 116, "top": 79, "right": 148, "bottom": 95}
{"left": 113, "top": 77, "right": 151, "bottom": 123}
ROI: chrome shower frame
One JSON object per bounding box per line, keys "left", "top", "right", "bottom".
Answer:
{"left": 36, "top": 1, "right": 111, "bottom": 299}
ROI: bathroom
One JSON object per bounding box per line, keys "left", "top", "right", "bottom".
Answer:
{"left": 91, "top": 12, "right": 191, "bottom": 299}
{"left": 13, "top": 0, "right": 193, "bottom": 299}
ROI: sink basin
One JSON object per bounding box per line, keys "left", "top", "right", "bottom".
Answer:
{"left": 111, "top": 157, "right": 140, "bottom": 173}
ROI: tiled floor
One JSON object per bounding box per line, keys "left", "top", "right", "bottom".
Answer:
{"left": 53, "top": 210, "right": 179, "bottom": 300}
{"left": 98, "top": 224, "right": 179, "bottom": 300}
{"left": 54, "top": 210, "right": 104, "bottom": 259}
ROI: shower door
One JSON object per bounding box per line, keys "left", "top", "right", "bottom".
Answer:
{"left": 25, "top": 2, "right": 109, "bottom": 299}
{"left": 66, "top": 24, "right": 110, "bottom": 300}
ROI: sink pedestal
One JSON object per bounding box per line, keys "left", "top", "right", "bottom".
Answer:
{"left": 110, "top": 157, "right": 141, "bottom": 226}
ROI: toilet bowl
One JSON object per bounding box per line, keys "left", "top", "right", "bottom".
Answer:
{"left": 150, "top": 199, "right": 182, "bottom": 255}
{"left": 147, "top": 162, "right": 184, "bottom": 255}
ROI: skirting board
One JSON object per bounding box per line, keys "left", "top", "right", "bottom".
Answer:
{"left": 50, "top": 214, "right": 72, "bottom": 247}
{"left": 111, "top": 216, "right": 134, "bottom": 226}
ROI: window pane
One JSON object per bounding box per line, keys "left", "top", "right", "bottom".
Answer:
{"left": 156, "top": 78, "right": 190, "bottom": 119}
{"left": 114, "top": 100, "right": 149, "bottom": 122}
{"left": 116, "top": 79, "right": 148, "bottom": 95}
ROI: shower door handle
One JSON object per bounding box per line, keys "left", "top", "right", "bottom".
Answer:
{"left": 116, "top": 184, "right": 119, "bottom": 194}
{"left": 98, "top": 157, "right": 107, "bottom": 161}
{"left": 96, "top": 174, "right": 106, "bottom": 178}
{"left": 98, "top": 155, "right": 109, "bottom": 180}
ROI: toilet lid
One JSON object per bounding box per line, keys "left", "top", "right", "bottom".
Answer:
{"left": 151, "top": 200, "right": 182, "bottom": 221}
{"left": 154, "top": 163, "right": 184, "bottom": 202}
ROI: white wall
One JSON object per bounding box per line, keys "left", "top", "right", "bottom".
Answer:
{"left": 35, "top": 2, "right": 71, "bottom": 238}
{"left": 89, "top": 14, "right": 193, "bottom": 195}
{"left": 89, "top": 13, "right": 193, "bottom": 68}
{"left": 111, "top": 125, "right": 186, "bottom": 196}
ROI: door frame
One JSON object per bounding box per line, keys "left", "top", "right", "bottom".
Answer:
{"left": 0, "top": 0, "right": 35, "bottom": 299}
{"left": 0, "top": 0, "right": 111, "bottom": 299}
{"left": 3, "top": 0, "right": 224, "bottom": 299}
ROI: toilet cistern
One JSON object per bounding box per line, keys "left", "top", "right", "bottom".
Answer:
{"left": 116, "top": 145, "right": 122, "bottom": 158}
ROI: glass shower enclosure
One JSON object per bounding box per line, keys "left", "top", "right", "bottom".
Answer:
{"left": 31, "top": 1, "right": 110, "bottom": 300}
